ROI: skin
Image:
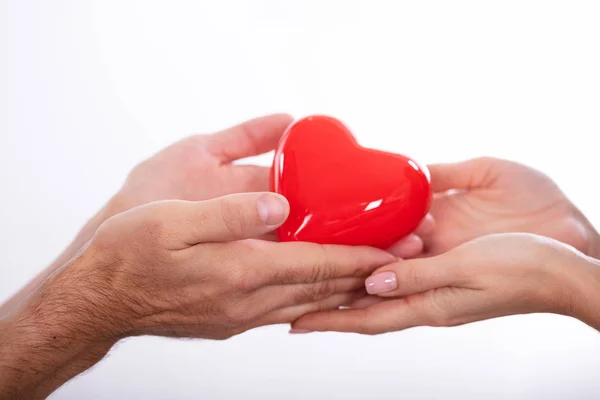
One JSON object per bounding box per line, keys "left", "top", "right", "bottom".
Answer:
{"left": 293, "top": 233, "right": 600, "bottom": 333}
{"left": 0, "top": 191, "right": 396, "bottom": 398}
{"left": 0, "top": 114, "right": 430, "bottom": 399}
{"left": 292, "top": 158, "right": 600, "bottom": 334}
{"left": 0, "top": 114, "right": 431, "bottom": 320}
{"left": 3, "top": 116, "right": 597, "bottom": 396}
{"left": 422, "top": 157, "right": 599, "bottom": 257}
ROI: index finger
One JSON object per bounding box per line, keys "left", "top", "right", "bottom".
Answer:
{"left": 205, "top": 114, "right": 293, "bottom": 163}
{"left": 428, "top": 157, "right": 501, "bottom": 193}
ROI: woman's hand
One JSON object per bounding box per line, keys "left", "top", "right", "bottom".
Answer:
{"left": 292, "top": 233, "right": 600, "bottom": 334}
{"left": 422, "top": 157, "right": 600, "bottom": 257}
{"left": 0, "top": 192, "right": 394, "bottom": 398}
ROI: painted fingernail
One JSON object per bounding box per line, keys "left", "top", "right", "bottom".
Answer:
{"left": 257, "top": 194, "right": 289, "bottom": 226}
{"left": 289, "top": 329, "right": 312, "bottom": 334}
{"left": 365, "top": 272, "right": 398, "bottom": 294}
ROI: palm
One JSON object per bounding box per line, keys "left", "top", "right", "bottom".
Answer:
{"left": 117, "top": 114, "right": 292, "bottom": 211}
{"left": 424, "top": 158, "right": 591, "bottom": 256}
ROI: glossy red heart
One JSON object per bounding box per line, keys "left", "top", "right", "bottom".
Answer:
{"left": 270, "top": 115, "right": 432, "bottom": 249}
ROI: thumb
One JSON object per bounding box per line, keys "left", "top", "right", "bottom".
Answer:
{"left": 180, "top": 192, "right": 290, "bottom": 244}
{"left": 428, "top": 156, "right": 502, "bottom": 193}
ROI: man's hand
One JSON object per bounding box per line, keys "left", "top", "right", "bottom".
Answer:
{"left": 0, "top": 192, "right": 394, "bottom": 399}
{"left": 291, "top": 233, "right": 600, "bottom": 335}
{"left": 1, "top": 113, "right": 430, "bottom": 318}
{"left": 421, "top": 157, "right": 600, "bottom": 257}
{"left": 0, "top": 114, "right": 294, "bottom": 318}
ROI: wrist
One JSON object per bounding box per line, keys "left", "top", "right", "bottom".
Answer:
{"left": 556, "top": 254, "right": 600, "bottom": 329}
{"left": 0, "top": 248, "right": 122, "bottom": 398}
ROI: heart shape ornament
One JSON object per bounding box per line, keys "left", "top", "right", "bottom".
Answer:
{"left": 271, "top": 115, "right": 432, "bottom": 249}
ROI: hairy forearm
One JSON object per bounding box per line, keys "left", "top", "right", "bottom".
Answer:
{"left": 0, "top": 250, "right": 118, "bottom": 399}
{"left": 0, "top": 194, "right": 123, "bottom": 319}
{"left": 0, "top": 320, "right": 115, "bottom": 399}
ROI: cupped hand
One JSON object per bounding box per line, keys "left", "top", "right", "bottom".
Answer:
{"left": 421, "top": 157, "right": 599, "bottom": 257}
{"left": 116, "top": 114, "right": 292, "bottom": 209}
{"left": 103, "top": 113, "right": 435, "bottom": 255}
{"left": 43, "top": 192, "right": 395, "bottom": 341}
{"left": 292, "top": 233, "right": 600, "bottom": 334}
{"left": 115, "top": 113, "right": 433, "bottom": 257}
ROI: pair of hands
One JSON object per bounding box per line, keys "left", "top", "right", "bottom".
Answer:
{"left": 2, "top": 114, "right": 599, "bottom": 398}
{"left": 3, "top": 115, "right": 397, "bottom": 397}
{"left": 25, "top": 114, "right": 598, "bottom": 340}
{"left": 71, "top": 114, "right": 600, "bottom": 338}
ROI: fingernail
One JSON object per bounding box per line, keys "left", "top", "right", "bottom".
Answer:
{"left": 257, "top": 194, "right": 289, "bottom": 226}
{"left": 289, "top": 329, "right": 312, "bottom": 334}
{"left": 365, "top": 271, "right": 398, "bottom": 294}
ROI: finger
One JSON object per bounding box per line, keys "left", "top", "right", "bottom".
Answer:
{"left": 226, "top": 165, "right": 271, "bottom": 193}
{"left": 428, "top": 157, "right": 501, "bottom": 193}
{"left": 245, "top": 277, "right": 364, "bottom": 317}
{"left": 365, "top": 257, "right": 460, "bottom": 297}
{"left": 292, "top": 297, "right": 423, "bottom": 334}
{"left": 414, "top": 214, "right": 436, "bottom": 236}
{"left": 346, "top": 295, "right": 385, "bottom": 309}
{"left": 241, "top": 241, "right": 396, "bottom": 286}
{"left": 386, "top": 234, "right": 424, "bottom": 259}
{"left": 258, "top": 231, "right": 279, "bottom": 242}
{"left": 205, "top": 114, "right": 293, "bottom": 163}
{"left": 176, "top": 192, "right": 289, "bottom": 245}
{"left": 254, "top": 290, "right": 366, "bottom": 327}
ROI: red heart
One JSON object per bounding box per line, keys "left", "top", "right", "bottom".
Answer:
{"left": 270, "top": 115, "right": 432, "bottom": 249}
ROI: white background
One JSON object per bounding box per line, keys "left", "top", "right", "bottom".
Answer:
{"left": 1, "top": 1, "right": 600, "bottom": 399}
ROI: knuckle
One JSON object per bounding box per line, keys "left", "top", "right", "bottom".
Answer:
{"left": 405, "top": 267, "right": 426, "bottom": 291}
{"left": 219, "top": 198, "right": 246, "bottom": 237}
{"left": 228, "top": 267, "right": 258, "bottom": 293}
{"left": 291, "top": 285, "right": 314, "bottom": 304}
{"left": 309, "top": 246, "right": 338, "bottom": 281}
{"left": 307, "top": 281, "right": 336, "bottom": 302}
{"left": 143, "top": 218, "right": 166, "bottom": 243}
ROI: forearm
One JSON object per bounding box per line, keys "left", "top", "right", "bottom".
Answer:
{"left": 0, "top": 251, "right": 118, "bottom": 399}
{"left": 0, "top": 194, "right": 123, "bottom": 319}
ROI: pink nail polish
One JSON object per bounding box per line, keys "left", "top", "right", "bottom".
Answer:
{"left": 365, "top": 271, "right": 398, "bottom": 294}
{"left": 289, "top": 329, "right": 312, "bottom": 334}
